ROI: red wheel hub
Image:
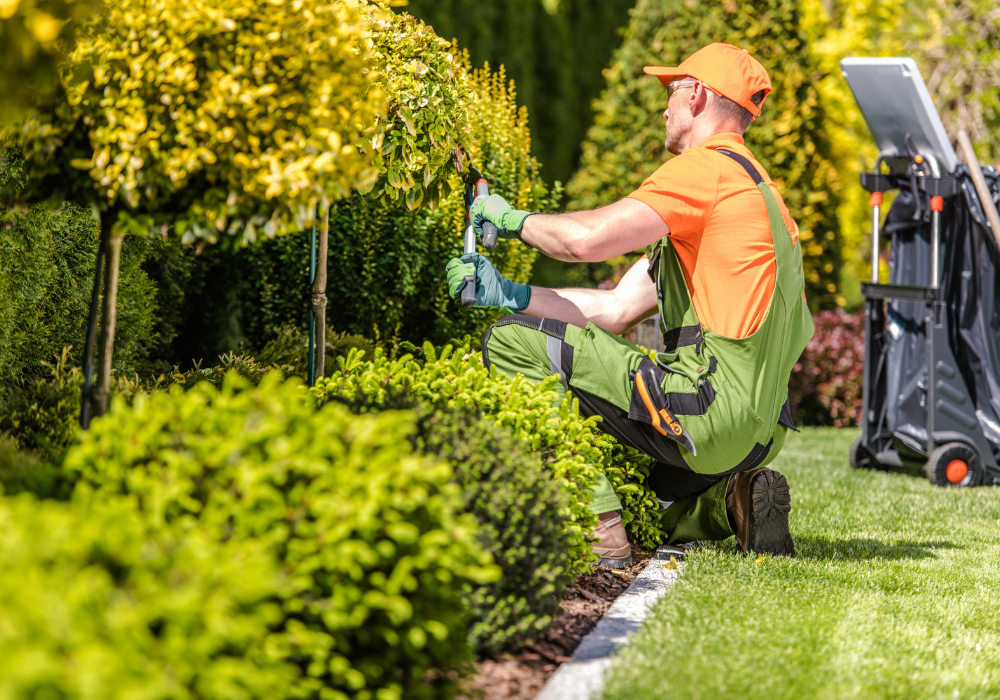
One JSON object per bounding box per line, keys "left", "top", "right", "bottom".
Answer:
{"left": 946, "top": 459, "right": 968, "bottom": 483}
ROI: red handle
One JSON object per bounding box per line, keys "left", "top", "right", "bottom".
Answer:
{"left": 869, "top": 192, "right": 883, "bottom": 207}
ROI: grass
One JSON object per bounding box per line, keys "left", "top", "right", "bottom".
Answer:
{"left": 600, "top": 428, "right": 1000, "bottom": 700}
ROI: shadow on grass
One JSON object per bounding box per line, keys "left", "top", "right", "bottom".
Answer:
{"left": 794, "top": 536, "right": 960, "bottom": 561}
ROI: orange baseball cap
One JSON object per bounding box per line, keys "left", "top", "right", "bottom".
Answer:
{"left": 644, "top": 43, "right": 772, "bottom": 118}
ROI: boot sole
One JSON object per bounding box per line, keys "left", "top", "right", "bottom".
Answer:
{"left": 748, "top": 470, "right": 795, "bottom": 557}
{"left": 597, "top": 554, "right": 633, "bottom": 569}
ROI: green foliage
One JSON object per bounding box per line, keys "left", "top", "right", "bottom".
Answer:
{"left": 0, "top": 144, "right": 201, "bottom": 381}
{"left": 0, "top": 492, "right": 295, "bottom": 698}
{"left": 910, "top": 0, "right": 1000, "bottom": 167}
{"left": 418, "top": 407, "right": 574, "bottom": 654}
{"left": 4, "top": 0, "right": 386, "bottom": 242}
{"left": 0, "top": 346, "right": 80, "bottom": 459}
{"left": 403, "top": 0, "right": 636, "bottom": 184}
{"left": 599, "top": 438, "right": 661, "bottom": 550}
{"left": 312, "top": 340, "right": 666, "bottom": 564}
{"left": 363, "top": 12, "right": 469, "bottom": 211}
{"left": 186, "top": 62, "right": 552, "bottom": 349}
{"left": 329, "top": 381, "right": 577, "bottom": 655}
{"left": 567, "top": 0, "right": 844, "bottom": 309}
{"left": 65, "top": 374, "right": 495, "bottom": 700}
{"left": 0, "top": 437, "right": 61, "bottom": 497}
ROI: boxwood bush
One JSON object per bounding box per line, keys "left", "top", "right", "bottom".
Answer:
{"left": 64, "top": 374, "right": 495, "bottom": 700}
{"left": 313, "top": 340, "right": 664, "bottom": 560}
{"left": 329, "top": 381, "right": 578, "bottom": 655}
{"left": 0, "top": 491, "right": 295, "bottom": 699}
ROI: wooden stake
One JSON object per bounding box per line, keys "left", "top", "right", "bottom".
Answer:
{"left": 93, "top": 219, "right": 123, "bottom": 417}
{"left": 311, "top": 199, "right": 329, "bottom": 381}
{"left": 956, "top": 131, "right": 1000, "bottom": 251}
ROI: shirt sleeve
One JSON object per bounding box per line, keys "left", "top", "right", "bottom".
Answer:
{"left": 626, "top": 151, "right": 719, "bottom": 240}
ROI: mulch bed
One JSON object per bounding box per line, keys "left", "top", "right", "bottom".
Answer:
{"left": 458, "top": 547, "right": 656, "bottom": 700}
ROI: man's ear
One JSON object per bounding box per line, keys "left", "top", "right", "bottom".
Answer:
{"left": 688, "top": 83, "right": 710, "bottom": 118}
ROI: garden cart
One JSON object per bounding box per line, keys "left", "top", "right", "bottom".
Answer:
{"left": 842, "top": 57, "right": 1000, "bottom": 487}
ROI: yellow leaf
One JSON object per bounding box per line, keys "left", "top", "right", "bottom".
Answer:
{"left": 0, "top": 0, "right": 20, "bottom": 21}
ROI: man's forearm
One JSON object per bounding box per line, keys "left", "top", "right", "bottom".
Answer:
{"left": 519, "top": 199, "right": 670, "bottom": 263}
{"left": 521, "top": 212, "right": 601, "bottom": 263}
{"left": 521, "top": 286, "right": 656, "bottom": 335}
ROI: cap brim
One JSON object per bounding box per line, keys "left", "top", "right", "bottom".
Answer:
{"left": 643, "top": 66, "right": 688, "bottom": 87}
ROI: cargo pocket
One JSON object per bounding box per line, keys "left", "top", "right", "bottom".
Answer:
{"left": 627, "top": 357, "right": 706, "bottom": 456}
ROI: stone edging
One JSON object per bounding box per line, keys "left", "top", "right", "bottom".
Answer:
{"left": 534, "top": 558, "right": 681, "bottom": 700}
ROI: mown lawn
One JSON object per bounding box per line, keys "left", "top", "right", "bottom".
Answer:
{"left": 600, "top": 428, "right": 1000, "bottom": 700}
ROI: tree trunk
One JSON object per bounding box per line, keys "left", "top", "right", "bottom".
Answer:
{"left": 312, "top": 200, "right": 329, "bottom": 380}
{"left": 79, "top": 238, "right": 104, "bottom": 429}
{"left": 93, "top": 218, "right": 124, "bottom": 417}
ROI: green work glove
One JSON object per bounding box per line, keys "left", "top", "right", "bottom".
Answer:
{"left": 471, "top": 194, "right": 534, "bottom": 243}
{"left": 445, "top": 252, "right": 532, "bottom": 311}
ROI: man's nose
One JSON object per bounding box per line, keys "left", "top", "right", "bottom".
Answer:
{"left": 663, "top": 108, "right": 669, "bottom": 120}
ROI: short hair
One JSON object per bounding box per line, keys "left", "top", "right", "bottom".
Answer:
{"left": 712, "top": 89, "right": 768, "bottom": 131}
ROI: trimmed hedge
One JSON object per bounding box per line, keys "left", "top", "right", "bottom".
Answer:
{"left": 0, "top": 488, "right": 294, "bottom": 699}
{"left": 64, "top": 374, "right": 495, "bottom": 700}
{"left": 312, "top": 340, "right": 665, "bottom": 559}
{"left": 0, "top": 144, "right": 203, "bottom": 382}
{"left": 328, "top": 382, "right": 577, "bottom": 655}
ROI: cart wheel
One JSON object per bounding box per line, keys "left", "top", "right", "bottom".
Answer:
{"left": 849, "top": 435, "right": 874, "bottom": 469}
{"left": 924, "top": 442, "right": 983, "bottom": 487}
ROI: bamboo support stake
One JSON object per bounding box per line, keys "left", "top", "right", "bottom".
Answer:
{"left": 311, "top": 199, "right": 329, "bottom": 381}
{"left": 957, "top": 130, "right": 1000, "bottom": 251}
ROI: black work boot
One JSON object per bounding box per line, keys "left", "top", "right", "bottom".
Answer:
{"left": 726, "top": 469, "right": 795, "bottom": 557}
{"left": 593, "top": 510, "right": 633, "bottom": 569}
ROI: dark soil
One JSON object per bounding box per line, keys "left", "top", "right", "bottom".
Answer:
{"left": 458, "top": 548, "right": 656, "bottom": 700}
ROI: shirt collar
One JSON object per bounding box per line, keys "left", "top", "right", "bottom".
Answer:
{"left": 699, "top": 132, "right": 745, "bottom": 149}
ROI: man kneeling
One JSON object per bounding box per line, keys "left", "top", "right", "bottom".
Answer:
{"left": 445, "top": 43, "right": 815, "bottom": 566}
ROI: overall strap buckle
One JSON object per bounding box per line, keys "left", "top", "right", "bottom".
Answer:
{"left": 662, "top": 325, "right": 704, "bottom": 355}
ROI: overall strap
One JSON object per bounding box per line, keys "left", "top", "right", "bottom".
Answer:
{"left": 713, "top": 148, "right": 794, "bottom": 270}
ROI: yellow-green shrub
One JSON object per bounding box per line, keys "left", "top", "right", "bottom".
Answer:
{"left": 65, "top": 374, "right": 495, "bottom": 700}
{"left": 5, "top": 0, "right": 385, "bottom": 241}
{"left": 188, "top": 62, "right": 551, "bottom": 348}
{"left": 313, "top": 341, "right": 666, "bottom": 562}
{"left": 0, "top": 491, "right": 295, "bottom": 699}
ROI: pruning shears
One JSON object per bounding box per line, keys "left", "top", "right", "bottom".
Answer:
{"left": 454, "top": 148, "right": 499, "bottom": 306}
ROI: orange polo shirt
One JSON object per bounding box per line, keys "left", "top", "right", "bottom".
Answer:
{"left": 627, "top": 132, "right": 800, "bottom": 339}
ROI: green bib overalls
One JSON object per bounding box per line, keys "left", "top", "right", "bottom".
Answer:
{"left": 483, "top": 149, "right": 814, "bottom": 543}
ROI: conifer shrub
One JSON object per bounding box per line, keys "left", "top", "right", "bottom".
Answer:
{"left": 419, "top": 408, "right": 574, "bottom": 654}
{"left": 567, "top": 0, "right": 843, "bottom": 309}
{"left": 0, "top": 438, "right": 61, "bottom": 498}
{"left": 0, "top": 493, "right": 295, "bottom": 699}
{"left": 0, "top": 347, "right": 81, "bottom": 460}
{"left": 64, "top": 374, "right": 495, "bottom": 700}
{"left": 0, "top": 147, "right": 170, "bottom": 385}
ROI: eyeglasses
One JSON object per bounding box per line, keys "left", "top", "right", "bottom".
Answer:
{"left": 666, "top": 79, "right": 721, "bottom": 100}
{"left": 666, "top": 79, "right": 699, "bottom": 99}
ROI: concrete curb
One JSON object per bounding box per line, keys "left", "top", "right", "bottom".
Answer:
{"left": 534, "top": 559, "right": 681, "bottom": 700}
